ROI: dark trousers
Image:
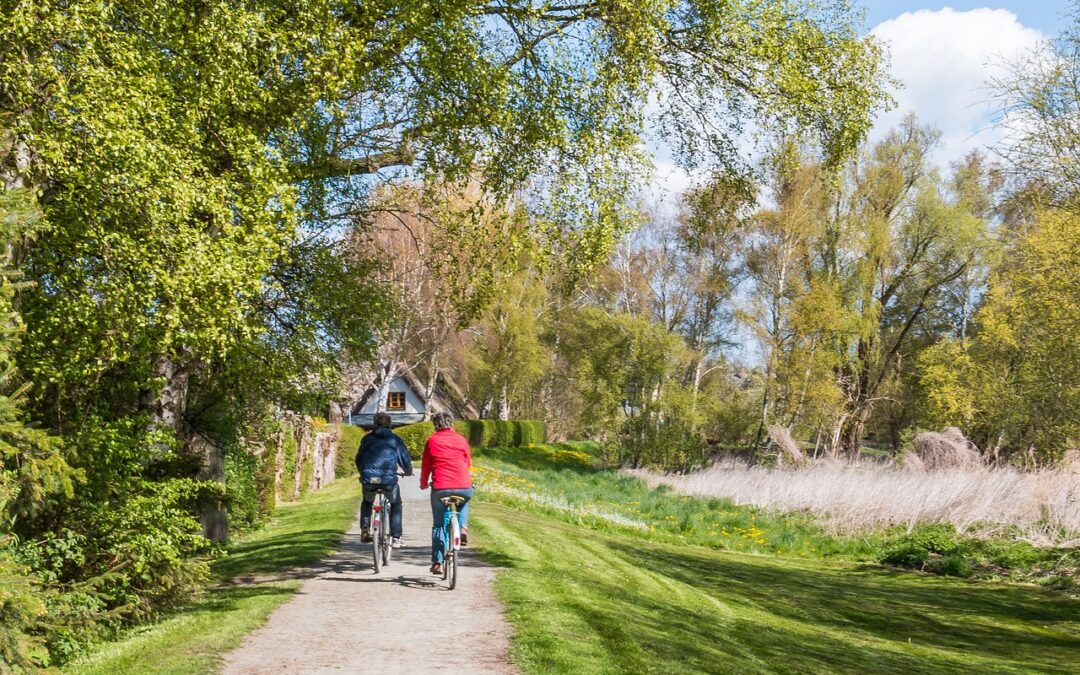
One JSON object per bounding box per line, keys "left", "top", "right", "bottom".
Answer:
{"left": 430, "top": 487, "right": 473, "bottom": 563}
{"left": 361, "top": 483, "right": 403, "bottom": 538}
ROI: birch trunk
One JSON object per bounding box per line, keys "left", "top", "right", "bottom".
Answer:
{"left": 497, "top": 382, "right": 510, "bottom": 420}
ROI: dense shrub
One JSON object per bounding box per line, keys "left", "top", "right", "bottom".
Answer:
{"left": 335, "top": 424, "right": 366, "bottom": 476}
{"left": 282, "top": 432, "right": 298, "bottom": 491}
{"left": 0, "top": 549, "right": 49, "bottom": 669}
{"left": 393, "top": 419, "right": 547, "bottom": 457}
{"left": 876, "top": 523, "right": 1080, "bottom": 583}
{"left": 518, "top": 421, "right": 547, "bottom": 445}
{"left": 395, "top": 421, "right": 435, "bottom": 458}
{"left": 225, "top": 448, "right": 263, "bottom": 530}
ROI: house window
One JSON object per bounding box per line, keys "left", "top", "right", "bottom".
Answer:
{"left": 387, "top": 392, "right": 406, "bottom": 411}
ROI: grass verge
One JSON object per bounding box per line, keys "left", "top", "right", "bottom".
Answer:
{"left": 65, "top": 478, "right": 361, "bottom": 675}
{"left": 474, "top": 502, "right": 1080, "bottom": 674}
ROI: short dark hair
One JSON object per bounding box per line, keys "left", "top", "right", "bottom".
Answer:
{"left": 373, "top": 412, "right": 392, "bottom": 429}
{"left": 432, "top": 411, "right": 453, "bottom": 431}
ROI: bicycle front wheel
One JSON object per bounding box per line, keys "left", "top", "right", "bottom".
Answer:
{"left": 447, "top": 551, "right": 458, "bottom": 590}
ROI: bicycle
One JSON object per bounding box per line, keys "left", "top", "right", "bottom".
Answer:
{"left": 370, "top": 487, "right": 393, "bottom": 573}
{"left": 439, "top": 495, "right": 467, "bottom": 589}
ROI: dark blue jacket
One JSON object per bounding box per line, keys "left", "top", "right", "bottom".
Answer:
{"left": 355, "top": 426, "right": 412, "bottom": 486}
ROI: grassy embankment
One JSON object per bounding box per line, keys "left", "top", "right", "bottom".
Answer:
{"left": 66, "top": 478, "right": 361, "bottom": 675}
{"left": 471, "top": 444, "right": 1080, "bottom": 673}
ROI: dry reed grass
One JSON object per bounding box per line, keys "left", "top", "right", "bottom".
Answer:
{"left": 630, "top": 453, "right": 1080, "bottom": 546}
{"left": 912, "top": 427, "right": 982, "bottom": 469}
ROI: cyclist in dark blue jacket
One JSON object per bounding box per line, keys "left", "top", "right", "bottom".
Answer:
{"left": 355, "top": 412, "right": 413, "bottom": 547}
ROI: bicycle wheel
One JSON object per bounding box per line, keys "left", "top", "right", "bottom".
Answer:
{"left": 371, "top": 496, "right": 382, "bottom": 573}
{"left": 381, "top": 504, "right": 391, "bottom": 567}
{"left": 448, "top": 550, "right": 458, "bottom": 590}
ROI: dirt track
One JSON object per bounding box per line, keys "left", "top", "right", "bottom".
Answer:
{"left": 219, "top": 478, "right": 517, "bottom": 674}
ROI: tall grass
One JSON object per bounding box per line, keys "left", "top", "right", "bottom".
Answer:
{"left": 630, "top": 455, "right": 1080, "bottom": 546}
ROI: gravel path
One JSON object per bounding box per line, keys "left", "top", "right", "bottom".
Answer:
{"left": 220, "top": 478, "right": 517, "bottom": 674}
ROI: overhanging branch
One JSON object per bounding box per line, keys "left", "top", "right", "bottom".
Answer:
{"left": 289, "top": 146, "right": 413, "bottom": 182}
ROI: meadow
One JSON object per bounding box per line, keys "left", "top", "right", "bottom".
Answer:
{"left": 471, "top": 443, "right": 1080, "bottom": 673}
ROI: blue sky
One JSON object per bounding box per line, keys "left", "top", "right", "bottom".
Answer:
{"left": 860, "top": 1, "right": 1072, "bottom": 34}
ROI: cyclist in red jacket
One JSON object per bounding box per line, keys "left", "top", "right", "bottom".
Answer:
{"left": 420, "top": 411, "right": 473, "bottom": 575}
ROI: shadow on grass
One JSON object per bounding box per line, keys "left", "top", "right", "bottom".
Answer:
{"left": 212, "top": 529, "right": 346, "bottom": 580}
{"left": 197, "top": 584, "right": 296, "bottom": 614}
{"left": 606, "top": 541, "right": 1080, "bottom": 673}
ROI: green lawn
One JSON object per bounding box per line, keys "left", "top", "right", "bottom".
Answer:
{"left": 66, "top": 478, "right": 362, "bottom": 675}
{"left": 474, "top": 504, "right": 1080, "bottom": 674}
{"left": 469, "top": 443, "right": 1080, "bottom": 673}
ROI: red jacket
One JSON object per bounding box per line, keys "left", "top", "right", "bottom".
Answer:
{"left": 421, "top": 428, "right": 472, "bottom": 490}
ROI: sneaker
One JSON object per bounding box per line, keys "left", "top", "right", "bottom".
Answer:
{"left": 390, "top": 537, "right": 403, "bottom": 549}
{"left": 430, "top": 563, "right": 443, "bottom": 575}
{"left": 360, "top": 530, "right": 373, "bottom": 543}
{"left": 460, "top": 528, "right": 468, "bottom": 546}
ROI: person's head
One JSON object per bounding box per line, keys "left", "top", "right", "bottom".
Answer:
{"left": 432, "top": 411, "right": 454, "bottom": 431}
{"left": 373, "top": 411, "right": 392, "bottom": 429}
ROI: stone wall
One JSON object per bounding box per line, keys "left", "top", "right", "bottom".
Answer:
{"left": 273, "top": 413, "right": 342, "bottom": 504}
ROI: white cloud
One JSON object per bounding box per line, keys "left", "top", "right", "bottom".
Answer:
{"left": 871, "top": 7, "right": 1045, "bottom": 166}
{"left": 644, "top": 159, "right": 698, "bottom": 214}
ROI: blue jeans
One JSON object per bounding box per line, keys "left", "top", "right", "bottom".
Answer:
{"left": 430, "top": 487, "right": 473, "bottom": 564}
{"left": 361, "top": 483, "right": 403, "bottom": 538}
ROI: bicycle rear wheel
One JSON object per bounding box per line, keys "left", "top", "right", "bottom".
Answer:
{"left": 371, "top": 496, "right": 383, "bottom": 573}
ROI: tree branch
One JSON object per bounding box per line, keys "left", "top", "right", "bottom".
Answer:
{"left": 289, "top": 146, "right": 413, "bottom": 181}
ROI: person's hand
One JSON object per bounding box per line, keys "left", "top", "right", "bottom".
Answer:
{"left": 404, "top": 472, "right": 414, "bottom": 477}
{"left": 419, "top": 482, "right": 429, "bottom": 490}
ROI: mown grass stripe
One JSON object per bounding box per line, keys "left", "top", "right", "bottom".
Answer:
{"left": 475, "top": 502, "right": 1080, "bottom": 674}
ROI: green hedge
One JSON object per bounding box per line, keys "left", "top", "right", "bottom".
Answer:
{"left": 335, "top": 423, "right": 366, "bottom": 477}
{"left": 393, "top": 419, "right": 547, "bottom": 457}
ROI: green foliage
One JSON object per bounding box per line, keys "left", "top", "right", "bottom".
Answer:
{"left": 281, "top": 433, "right": 298, "bottom": 497}
{"left": 69, "top": 478, "right": 362, "bottom": 674}
{"left": 394, "top": 422, "right": 437, "bottom": 460}
{"left": 877, "top": 523, "right": 1078, "bottom": 584}
{"left": 393, "top": 419, "right": 547, "bottom": 458}
{"left": 224, "top": 449, "right": 266, "bottom": 532}
{"left": 0, "top": 546, "right": 49, "bottom": 670}
{"left": 334, "top": 424, "right": 365, "bottom": 478}
{"left": 516, "top": 421, "right": 547, "bottom": 446}
{"left": 464, "top": 269, "right": 550, "bottom": 415}
{"left": 298, "top": 454, "right": 314, "bottom": 498}
{"left": 554, "top": 306, "right": 696, "bottom": 466}
{"left": 919, "top": 209, "right": 1080, "bottom": 461}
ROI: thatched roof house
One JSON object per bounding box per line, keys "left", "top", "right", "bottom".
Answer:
{"left": 348, "top": 361, "right": 478, "bottom": 428}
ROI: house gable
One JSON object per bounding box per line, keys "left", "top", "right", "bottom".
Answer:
{"left": 347, "top": 361, "right": 478, "bottom": 428}
{"left": 356, "top": 376, "right": 425, "bottom": 415}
